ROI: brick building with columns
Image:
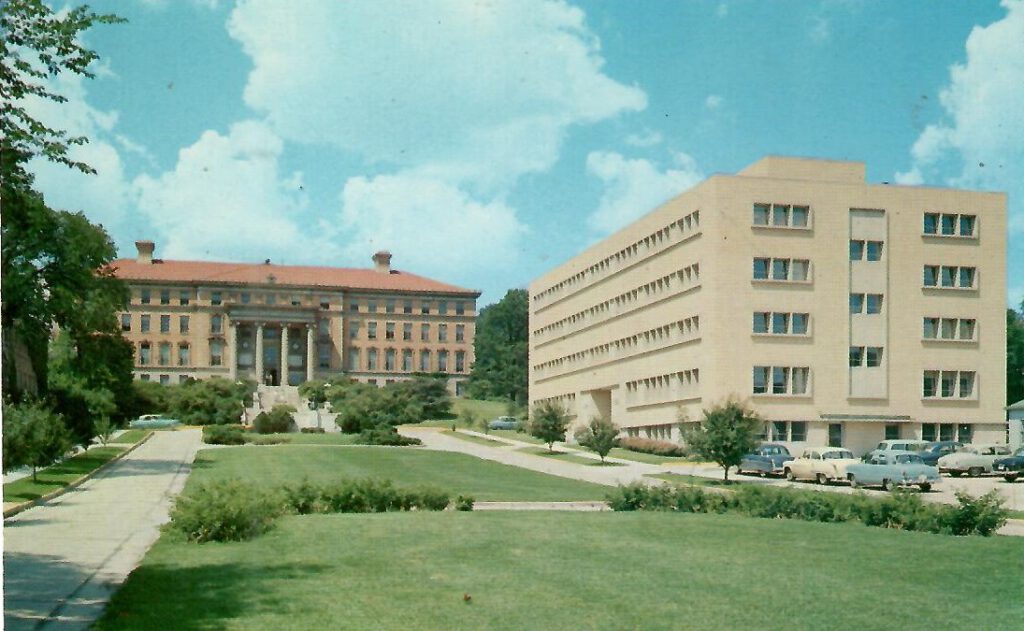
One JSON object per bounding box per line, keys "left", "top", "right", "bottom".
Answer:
{"left": 112, "top": 241, "right": 480, "bottom": 393}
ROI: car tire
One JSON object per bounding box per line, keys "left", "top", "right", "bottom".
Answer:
{"left": 848, "top": 474, "right": 859, "bottom": 489}
{"left": 784, "top": 468, "right": 795, "bottom": 482}
{"left": 759, "top": 471, "right": 768, "bottom": 478}
{"left": 816, "top": 473, "right": 828, "bottom": 486}
{"left": 918, "top": 483, "right": 932, "bottom": 492}
{"left": 735, "top": 466, "right": 743, "bottom": 475}
{"left": 1004, "top": 474, "right": 1018, "bottom": 483}
{"left": 949, "top": 471, "right": 962, "bottom": 478}
{"left": 882, "top": 479, "right": 896, "bottom": 492}
{"left": 968, "top": 467, "right": 983, "bottom": 478}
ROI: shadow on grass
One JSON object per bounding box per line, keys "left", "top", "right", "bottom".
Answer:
{"left": 3, "top": 449, "right": 127, "bottom": 503}
{"left": 94, "top": 559, "right": 332, "bottom": 630}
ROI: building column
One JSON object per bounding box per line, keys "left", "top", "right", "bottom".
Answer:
{"left": 280, "top": 324, "right": 290, "bottom": 386}
{"left": 306, "top": 324, "right": 315, "bottom": 382}
{"left": 255, "top": 323, "right": 265, "bottom": 384}
{"left": 228, "top": 321, "right": 238, "bottom": 381}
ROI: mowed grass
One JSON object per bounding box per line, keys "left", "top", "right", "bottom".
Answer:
{"left": 3, "top": 446, "right": 127, "bottom": 503}
{"left": 607, "top": 447, "right": 691, "bottom": 465}
{"left": 442, "top": 430, "right": 511, "bottom": 447}
{"left": 188, "top": 446, "right": 607, "bottom": 501}
{"left": 108, "top": 429, "right": 152, "bottom": 444}
{"left": 418, "top": 398, "right": 512, "bottom": 428}
{"left": 648, "top": 472, "right": 744, "bottom": 488}
{"left": 263, "top": 432, "right": 360, "bottom": 445}
{"left": 96, "top": 511, "right": 1024, "bottom": 631}
{"left": 518, "top": 446, "right": 624, "bottom": 467}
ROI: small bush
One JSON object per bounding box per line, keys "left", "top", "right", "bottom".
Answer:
{"left": 454, "top": 495, "right": 475, "bottom": 511}
{"left": 356, "top": 426, "right": 422, "bottom": 446}
{"left": 944, "top": 490, "right": 1008, "bottom": 536}
{"left": 253, "top": 405, "right": 296, "bottom": 434}
{"left": 282, "top": 478, "right": 449, "bottom": 515}
{"left": 618, "top": 437, "right": 687, "bottom": 458}
{"left": 203, "top": 424, "right": 247, "bottom": 445}
{"left": 170, "top": 480, "right": 284, "bottom": 543}
{"left": 300, "top": 427, "right": 326, "bottom": 434}
{"left": 413, "top": 487, "right": 453, "bottom": 511}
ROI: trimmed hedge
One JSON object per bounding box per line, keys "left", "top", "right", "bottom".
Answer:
{"left": 618, "top": 437, "right": 687, "bottom": 458}
{"left": 355, "top": 426, "right": 422, "bottom": 446}
{"left": 282, "top": 478, "right": 449, "bottom": 514}
{"left": 606, "top": 482, "right": 1008, "bottom": 536}
{"left": 202, "top": 425, "right": 286, "bottom": 446}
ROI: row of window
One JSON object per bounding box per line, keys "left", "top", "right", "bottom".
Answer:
{"left": 849, "top": 346, "right": 883, "bottom": 367}
{"left": 533, "top": 209, "right": 701, "bottom": 305}
{"left": 533, "top": 263, "right": 700, "bottom": 339}
{"left": 350, "top": 321, "right": 466, "bottom": 343}
{"left": 753, "top": 311, "right": 809, "bottom": 336}
{"left": 137, "top": 341, "right": 191, "bottom": 366}
{"left": 923, "top": 265, "right": 976, "bottom": 289}
{"left": 122, "top": 313, "right": 224, "bottom": 334}
{"left": 139, "top": 288, "right": 335, "bottom": 309}
{"left": 752, "top": 203, "right": 810, "bottom": 229}
{"left": 923, "top": 317, "right": 976, "bottom": 341}
{"left": 758, "top": 420, "right": 808, "bottom": 443}
{"left": 348, "top": 348, "right": 467, "bottom": 373}
{"left": 850, "top": 293, "right": 884, "bottom": 314}
{"left": 753, "top": 366, "right": 810, "bottom": 396}
{"left": 923, "top": 213, "right": 976, "bottom": 238}
{"left": 624, "top": 369, "right": 700, "bottom": 395}
{"left": 349, "top": 297, "right": 469, "bottom": 316}
{"left": 921, "top": 423, "right": 973, "bottom": 443}
{"left": 138, "top": 374, "right": 190, "bottom": 385}
{"left": 752, "top": 258, "right": 810, "bottom": 282}
{"left": 923, "top": 370, "right": 975, "bottom": 399}
{"left": 849, "top": 240, "right": 884, "bottom": 261}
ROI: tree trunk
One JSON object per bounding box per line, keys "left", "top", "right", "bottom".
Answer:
{"left": 32, "top": 465, "right": 38, "bottom": 482}
{"left": 723, "top": 465, "right": 730, "bottom": 482}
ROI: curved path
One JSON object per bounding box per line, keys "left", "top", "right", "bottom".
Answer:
{"left": 3, "top": 429, "right": 202, "bottom": 630}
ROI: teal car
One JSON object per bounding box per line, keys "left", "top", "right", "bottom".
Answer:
{"left": 129, "top": 414, "right": 181, "bottom": 429}
{"left": 845, "top": 451, "right": 940, "bottom": 492}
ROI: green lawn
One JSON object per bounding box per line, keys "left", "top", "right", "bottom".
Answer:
{"left": 607, "top": 447, "right": 691, "bottom": 465}
{"left": 443, "top": 430, "right": 510, "bottom": 447}
{"left": 648, "top": 472, "right": 742, "bottom": 488}
{"left": 3, "top": 446, "right": 127, "bottom": 503}
{"left": 265, "top": 432, "right": 360, "bottom": 445}
{"left": 96, "top": 511, "right": 1024, "bottom": 630}
{"left": 518, "top": 446, "right": 623, "bottom": 467}
{"left": 418, "top": 398, "right": 513, "bottom": 428}
{"left": 188, "top": 446, "right": 607, "bottom": 501}
{"left": 487, "top": 428, "right": 545, "bottom": 444}
{"left": 109, "top": 429, "right": 151, "bottom": 444}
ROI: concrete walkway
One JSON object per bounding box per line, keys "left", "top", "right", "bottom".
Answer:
{"left": 3, "top": 429, "right": 203, "bottom": 630}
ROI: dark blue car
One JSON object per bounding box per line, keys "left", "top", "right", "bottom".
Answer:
{"left": 919, "top": 441, "right": 963, "bottom": 466}
{"left": 737, "top": 443, "right": 792, "bottom": 477}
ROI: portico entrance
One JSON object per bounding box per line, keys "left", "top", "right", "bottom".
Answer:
{"left": 228, "top": 310, "right": 318, "bottom": 386}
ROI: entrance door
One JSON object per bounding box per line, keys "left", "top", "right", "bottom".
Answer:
{"left": 828, "top": 423, "right": 843, "bottom": 447}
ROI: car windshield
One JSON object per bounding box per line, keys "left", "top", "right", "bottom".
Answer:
{"left": 895, "top": 454, "right": 923, "bottom": 464}
{"left": 824, "top": 450, "right": 854, "bottom": 460}
{"left": 762, "top": 446, "right": 788, "bottom": 455}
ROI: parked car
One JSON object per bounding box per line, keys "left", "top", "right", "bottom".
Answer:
{"left": 737, "top": 443, "right": 792, "bottom": 477}
{"left": 991, "top": 447, "right": 1024, "bottom": 482}
{"left": 863, "top": 439, "right": 929, "bottom": 462}
{"left": 783, "top": 447, "right": 859, "bottom": 485}
{"left": 129, "top": 414, "right": 181, "bottom": 429}
{"left": 918, "top": 441, "right": 964, "bottom": 466}
{"left": 937, "top": 443, "right": 1013, "bottom": 477}
{"left": 488, "top": 416, "right": 519, "bottom": 430}
{"left": 845, "top": 451, "right": 941, "bottom": 492}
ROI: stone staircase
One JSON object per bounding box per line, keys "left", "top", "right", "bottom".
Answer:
{"left": 244, "top": 384, "right": 338, "bottom": 432}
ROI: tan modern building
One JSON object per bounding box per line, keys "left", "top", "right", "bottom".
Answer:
{"left": 529, "top": 156, "right": 1006, "bottom": 455}
{"left": 113, "top": 242, "right": 479, "bottom": 393}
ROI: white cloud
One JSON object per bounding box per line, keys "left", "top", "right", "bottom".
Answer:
{"left": 705, "top": 94, "right": 723, "bottom": 110}
{"left": 898, "top": 0, "right": 1024, "bottom": 235}
{"left": 809, "top": 16, "right": 831, "bottom": 43}
{"left": 133, "top": 120, "right": 338, "bottom": 264}
{"left": 338, "top": 172, "right": 528, "bottom": 282}
{"left": 227, "top": 0, "right": 646, "bottom": 190}
{"left": 716, "top": 3, "right": 729, "bottom": 18}
{"left": 586, "top": 151, "right": 703, "bottom": 234}
{"left": 624, "top": 129, "right": 663, "bottom": 147}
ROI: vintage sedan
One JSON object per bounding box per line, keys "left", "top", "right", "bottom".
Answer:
{"left": 863, "top": 439, "right": 929, "bottom": 462}
{"left": 846, "top": 451, "right": 940, "bottom": 492}
{"left": 992, "top": 447, "right": 1024, "bottom": 482}
{"left": 782, "top": 447, "right": 859, "bottom": 485}
{"left": 937, "top": 443, "right": 1013, "bottom": 477}
{"left": 919, "top": 441, "right": 964, "bottom": 466}
{"left": 737, "top": 443, "right": 792, "bottom": 477}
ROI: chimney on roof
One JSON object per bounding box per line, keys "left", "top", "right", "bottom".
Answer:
{"left": 372, "top": 250, "right": 392, "bottom": 274}
{"left": 135, "top": 240, "right": 155, "bottom": 265}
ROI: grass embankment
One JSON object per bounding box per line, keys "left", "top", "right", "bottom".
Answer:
{"left": 262, "top": 433, "right": 360, "bottom": 445}
{"left": 606, "top": 447, "right": 691, "bottom": 465}
{"left": 3, "top": 446, "right": 128, "bottom": 503}
{"left": 418, "top": 398, "right": 511, "bottom": 428}
{"left": 518, "top": 446, "right": 623, "bottom": 467}
{"left": 442, "top": 430, "right": 510, "bottom": 447}
{"left": 109, "top": 429, "right": 152, "bottom": 444}
{"left": 96, "top": 511, "right": 1024, "bottom": 630}
{"left": 648, "top": 472, "right": 744, "bottom": 488}
{"left": 189, "top": 446, "right": 607, "bottom": 501}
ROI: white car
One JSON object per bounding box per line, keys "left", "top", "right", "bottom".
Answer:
{"left": 783, "top": 447, "right": 860, "bottom": 485}
{"left": 937, "top": 443, "right": 1013, "bottom": 477}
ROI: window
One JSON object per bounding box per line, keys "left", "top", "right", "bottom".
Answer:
{"left": 421, "top": 323, "right": 430, "bottom": 342}
{"left": 211, "top": 291, "right": 222, "bottom": 306}
{"left": 403, "top": 323, "right": 413, "bottom": 341}
{"left": 438, "top": 350, "right": 449, "bottom": 372}
{"left": 179, "top": 375, "right": 189, "bottom": 384}
{"left": 160, "top": 315, "right": 171, "bottom": 333}
{"left": 140, "top": 289, "right": 151, "bottom": 305}
{"left": 367, "top": 300, "right": 377, "bottom": 313}
{"left": 790, "top": 422, "right": 807, "bottom": 442}
{"left": 421, "top": 301, "right": 431, "bottom": 315}
{"left": 367, "top": 349, "right": 378, "bottom": 370}
{"left": 403, "top": 300, "right": 413, "bottom": 314}
{"left": 439, "top": 300, "right": 448, "bottom": 315}
{"left": 790, "top": 260, "right": 809, "bottom": 281}
{"left": 367, "top": 322, "right": 377, "bottom": 340}
{"left": 420, "top": 350, "right": 431, "bottom": 372}
{"left": 922, "top": 424, "right": 936, "bottom": 442}
{"left": 850, "top": 293, "right": 864, "bottom": 314}
{"left": 753, "top": 258, "right": 770, "bottom": 280}
{"left": 121, "top": 314, "right": 131, "bottom": 332}
{"left": 850, "top": 240, "right": 864, "bottom": 261}
{"left": 291, "top": 295, "right": 301, "bottom": 307}
{"left": 958, "top": 267, "right": 975, "bottom": 288}
{"left": 140, "top": 374, "right": 151, "bottom": 382}
{"left": 386, "top": 299, "right": 395, "bottom": 314}
{"left": 772, "top": 204, "right": 789, "bottom": 226}
{"left": 753, "top": 366, "right": 769, "bottom": 394}
{"left": 941, "top": 318, "right": 956, "bottom": 339}
{"left": 139, "top": 342, "right": 151, "bottom": 365}
{"left": 160, "top": 374, "right": 170, "bottom": 385}
{"left": 771, "top": 312, "right": 789, "bottom": 334}
{"left": 958, "top": 371, "right": 975, "bottom": 398}
{"left": 385, "top": 322, "right": 395, "bottom": 340}
{"left": 178, "top": 344, "right": 190, "bottom": 366}
{"left": 210, "top": 340, "right": 223, "bottom": 366}
{"left": 752, "top": 312, "right": 769, "bottom": 334}
{"left": 865, "top": 347, "right": 883, "bottom": 367}
{"left": 959, "top": 215, "right": 976, "bottom": 237}
{"left": 455, "top": 302, "right": 465, "bottom": 316}
{"left": 179, "top": 290, "right": 190, "bottom": 306}
{"left": 211, "top": 315, "right": 223, "bottom": 334}
{"left": 348, "top": 348, "right": 360, "bottom": 371}
{"left": 923, "top": 265, "right": 938, "bottom": 286}
{"left": 923, "top": 371, "right": 938, "bottom": 397}
{"left": 160, "top": 289, "right": 170, "bottom": 305}
{"left": 350, "top": 300, "right": 359, "bottom": 312}
{"left": 140, "top": 315, "right": 150, "bottom": 333}
{"left": 772, "top": 366, "right": 789, "bottom": 394}
{"left": 349, "top": 321, "right": 360, "bottom": 339}
{"left": 849, "top": 346, "right": 864, "bottom": 367}
{"left": 402, "top": 349, "right": 413, "bottom": 371}
{"left": 438, "top": 324, "right": 448, "bottom": 342}
{"left": 959, "top": 319, "right": 976, "bottom": 340}
{"left": 941, "top": 371, "right": 957, "bottom": 397}
{"left": 753, "top": 203, "right": 809, "bottom": 228}
{"left": 791, "top": 313, "right": 808, "bottom": 335}
{"left": 791, "top": 206, "right": 809, "bottom": 227}
{"left": 158, "top": 342, "right": 171, "bottom": 366}
{"left": 958, "top": 424, "right": 973, "bottom": 443}
{"left": 923, "top": 213, "right": 938, "bottom": 234}
{"left": 941, "top": 266, "right": 956, "bottom": 287}
{"left": 866, "top": 241, "right": 883, "bottom": 261}
{"left": 241, "top": 292, "right": 251, "bottom": 304}
{"left": 828, "top": 423, "right": 843, "bottom": 448}
{"left": 772, "top": 421, "right": 788, "bottom": 441}
{"left": 753, "top": 203, "right": 770, "bottom": 225}
{"left": 885, "top": 424, "right": 900, "bottom": 440}
{"left": 179, "top": 316, "right": 190, "bottom": 334}
{"left": 865, "top": 294, "right": 883, "bottom": 314}
{"left": 941, "top": 214, "right": 956, "bottom": 235}
{"left": 455, "top": 324, "right": 465, "bottom": 342}
{"left": 318, "top": 343, "right": 331, "bottom": 369}
{"left": 791, "top": 367, "right": 809, "bottom": 394}
{"left": 771, "top": 259, "right": 789, "bottom": 280}
{"left": 923, "top": 317, "right": 938, "bottom": 339}
{"left": 456, "top": 350, "right": 466, "bottom": 372}
{"left": 385, "top": 349, "right": 396, "bottom": 371}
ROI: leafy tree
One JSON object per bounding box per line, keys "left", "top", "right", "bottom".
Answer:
{"left": 684, "top": 399, "right": 761, "bottom": 482}
{"left": 458, "top": 407, "right": 479, "bottom": 431}
{"left": 574, "top": 416, "right": 619, "bottom": 462}
{"left": 1008, "top": 305, "right": 1024, "bottom": 406}
{"left": 529, "top": 400, "right": 570, "bottom": 452}
{"left": 2, "top": 400, "right": 72, "bottom": 481}
{"left": 333, "top": 383, "right": 423, "bottom": 433}
{"left": 167, "top": 378, "right": 255, "bottom": 426}
{"left": 391, "top": 375, "right": 451, "bottom": 419}
{"left": 468, "top": 289, "right": 528, "bottom": 404}
{"left": 253, "top": 404, "right": 297, "bottom": 434}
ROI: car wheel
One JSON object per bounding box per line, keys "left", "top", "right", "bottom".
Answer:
{"left": 882, "top": 479, "right": 896, "bottom": 492}
{"left": 784, "top": 468, "right": 795, "bottom": 482}
{"left": 1004, "top": 474, "right": 1018, "bottom": 483}
{"left": 848, "top": 474, "right": 858, "bottom": 489}
{"left": 759, "top": 471, "right": 768, "bottom": 478}
{"left": 816, "top": 473, "right": 828, "bottom": 486}
{"left": 735, "top": 466, "right": 743, "bottom": 475}
{"left": 968, "top": 467, "right": 983, "bottom": 478}
{"left": 918, "top": 483, "right": 932, "bottom": 492}
{"left": 948, "top": 471, "right": 962, "bottom": 478}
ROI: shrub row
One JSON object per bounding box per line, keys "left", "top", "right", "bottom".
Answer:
{"left": 617, "top": 437, "right": 688, "bottom": 458}
{"left": 202, "top": 424, "right": 286, "bottom": 446}
{"left": 171, "top": 478, "right": 469, "bottom": 543}
{"left": 606, "top": 482, "right": 1008, "bottom": 536}
{"left": 356, "top": 426, "right": 422, "bottom": 446}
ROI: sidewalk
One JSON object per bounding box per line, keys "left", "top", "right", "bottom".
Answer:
{"left": 3, "top": 429, "right": 202, "bottom": 630}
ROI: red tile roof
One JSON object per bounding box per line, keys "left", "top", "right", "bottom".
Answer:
{"left": 109, "top": 258, "right": 480, "bottom": 296}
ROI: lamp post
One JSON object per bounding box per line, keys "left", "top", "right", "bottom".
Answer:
{"left": 308, "top": 382, "right": 330, "bottom": 430}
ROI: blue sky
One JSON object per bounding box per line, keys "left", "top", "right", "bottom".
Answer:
{"left": 24, "top": 0, "right": 1023, "bottom": 307}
